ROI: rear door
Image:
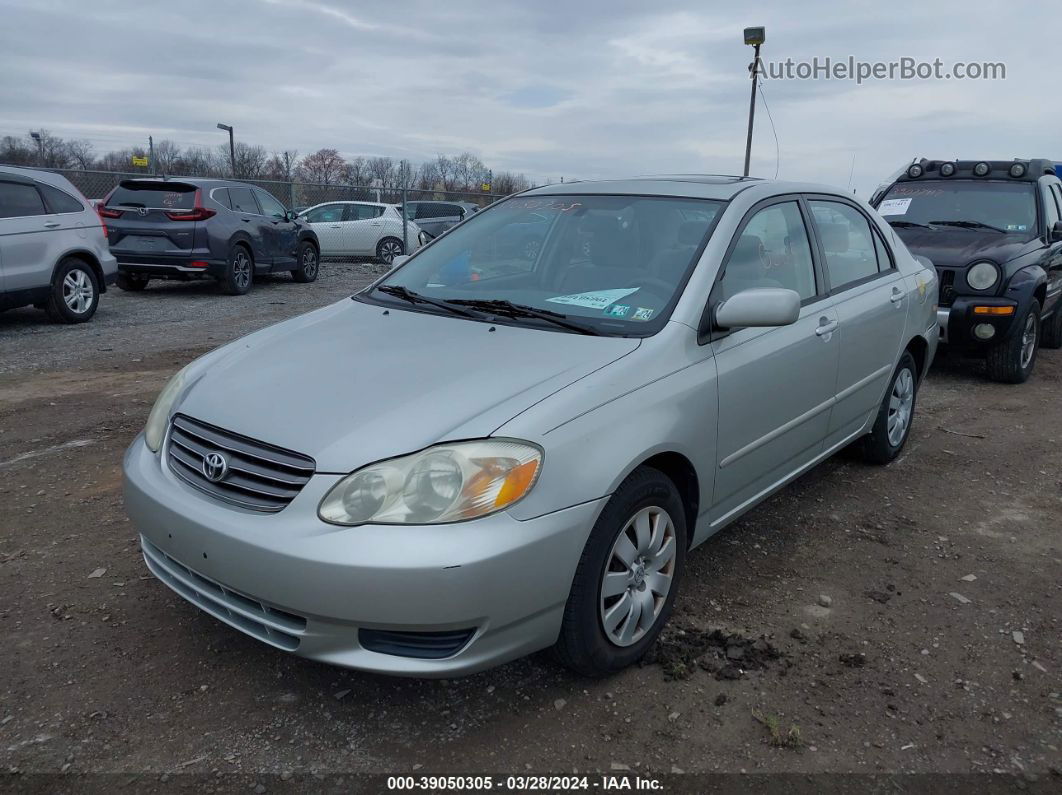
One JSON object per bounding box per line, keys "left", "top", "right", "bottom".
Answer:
{"left": 103, "top": 181, "right": 200, "bottom": 260}
{"left": 807, "top": 197, "right": 907, "bottom": 447}
{"left": 226, "top": 186, "right": 269, "bottom": 266}
{"left": 343, "top": 203, "right": 385, "bottom": 255}
{"left": 253, "top": 188, "right": 298, "bottom": 268}
{"left": 0, "top": 178, "right": 55, "bottom": 292}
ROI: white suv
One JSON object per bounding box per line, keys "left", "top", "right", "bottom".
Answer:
{"left": 298, "top": 201, "right": 425, "bottom": 264}
{"left": 0, "top": 166, "right": 117, "bottom": 323}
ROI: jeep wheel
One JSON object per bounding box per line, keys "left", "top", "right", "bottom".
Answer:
{"left": 986, "top": 300, "right": 1039, "bottom": 383}
{"left": 46, "top": 258, "right": 100, "bottom": 323}
{"left": 220, "top": 245, "right": 253, "bottom": 295}
{"left": 553, "top": 466, "right": 686, "bottom": 677}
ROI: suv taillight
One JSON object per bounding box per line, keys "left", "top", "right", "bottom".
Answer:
{"left": 165, "top": 189, "right": 216, "bottom": 221}
{"left": 97, "top": 206, "right": 122, "bottom": 219}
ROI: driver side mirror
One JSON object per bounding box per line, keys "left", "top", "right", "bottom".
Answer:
{"left": 1051, "top": 220, "right": 1062, "bottom": 243}
{"left": 714, "top": 288, "right": 801, "bottom": 330}
{"left": 285, "top": 210, "right": 300, "bottom": 222}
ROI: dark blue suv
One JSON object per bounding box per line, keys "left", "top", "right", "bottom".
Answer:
{"left": 100, "top": 178, "right": 320, "bottom": 295}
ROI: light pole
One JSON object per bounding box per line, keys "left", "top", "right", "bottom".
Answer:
{"left": 29, "top": 131, "right": 43, "bottom": 166}
{"left": 742, "top": 26, "right": 765, "bottom": 178}
{"left": 217, "top": 123, "right": 235, "bottom": 177}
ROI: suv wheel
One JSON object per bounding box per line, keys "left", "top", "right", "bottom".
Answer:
{"left": 291, "top": 241, "right": 319, "bottom": 283}
{"left": 46, "top": 258, "right": 99, "bottom": 323}
{"left": 861, "top": 351, "right": 918, "bottom": 464}
{"left": 553, "top": 466, "right": 686, "bottom": 677}
{"left": 986, "top": 300, "right": 1040, "bottom": 383}
{"left": 220, "top": 245, "right": 254, "bottom": 295}
{"left": 377, "top": 237, "right": 404, "bottom": 265}
{"left": 116, "top": 273, "right": 149, "bottom": 292}
{"left": 1040, "top": 303, "right": 1062, "bottom": 350}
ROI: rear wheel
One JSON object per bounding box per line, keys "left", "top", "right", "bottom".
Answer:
{"left": 986, "top": 300, "right": 1039, "bottom": 383}
{"left": 553, "top": 466, "right": 686, "bottom": 676}
{"left": 116, "top": 273, "right": 149, "bottom": 292}
{"left": 1040, "top": 303, "right": 1062, "bottom": 350}
{"left": 291, "top": 241, "right": 319, "bottom": 283}
{"left": 861, "top": 351, "right": 918, "bottom": 464}
{"left": 220, "top": 245, "right": 253, "bottom": 295}
{"left": 377, "top": 237, "right": 404, "bottom": 265}
{"left": 46, "top": 258, "right": 99, "bottom": 323}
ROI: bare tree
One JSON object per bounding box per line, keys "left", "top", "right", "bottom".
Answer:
{"left": 265, "top": 150, "right": 299, "bottom": 181}
{"left": 0, "top": 135, "right": 35, "bottom": 165}
{"left": 452, "top": 152, "right": 486, "bottom": 192}
{"left": 231, "top": 142, "right": 268, "bottom": 179}
{"left": 297, "top": 148, "right": 346, "bottom": 185}
{"left": 65, "top": 139, "right": 96, "bottom": 170}
{"left": 492, "top": 171, "right": 532, "bottom": 195}
{"left": 152, "top": 139, "right": 181, "bottom": 173}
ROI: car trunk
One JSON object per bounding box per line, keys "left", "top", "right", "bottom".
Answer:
{"left": 102, "top": 181, "right": 201, "bottom": 254}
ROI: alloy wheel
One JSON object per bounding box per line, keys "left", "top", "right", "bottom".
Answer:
{"left": 599, "top": 506, "right": 677, "bottom": 647}
{"left": 380, "top": 240, "right": 403, "bottom": 264}
{"left": 62, "top": 268, "right": 94, "bottom": 314}
{"left": 887, "top": 367, "right": 915, "bottom": 447}
{"left": 233, "top": 251, "right": 251, "bottom": 289}
{"left": 302, "top": 247, "right": 318, "bottom": 278}
{"left": 1020, "top": 313, "right": 1037, "bottom": 369}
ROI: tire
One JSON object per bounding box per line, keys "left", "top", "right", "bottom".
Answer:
{"left": 553, "top": 466, "right": 687, "bottom": 677}
{"left": 986, "top": 300, "right": 1040, "bottom": 383}
{"left": 219, "top": 244, "right": 253, "bottom": 295}
{"left": 376, "top": 237, "right": 404, "bottom": 265}
{"left": 861, "top": 351, "right": 918, "bottom": 465}
{"left": 1040, "top": 303, "right": 1062, "bottom": 350}
{"left": 45, "top": 258, "right": 99, "bottom": 323}
{"left": 116, "top": 273, "right": 149, "bottom": 292}
{"left": 291, "top": 241, "right": 319, "bottom": 283}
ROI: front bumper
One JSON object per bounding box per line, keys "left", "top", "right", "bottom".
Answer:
{"left": 122, "top": 436, "right": 604, "bottom": 676}
{"left": 937, "top": 296, "right": 1018, "bottom": 348}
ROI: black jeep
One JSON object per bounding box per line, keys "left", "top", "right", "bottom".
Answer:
{"left": 871, "top": 158, "right": 1062, "bottom": 382}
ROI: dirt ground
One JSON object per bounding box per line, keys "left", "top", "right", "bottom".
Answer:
{"left": 1, "top": 264, "right": 1059, "bottom": 787}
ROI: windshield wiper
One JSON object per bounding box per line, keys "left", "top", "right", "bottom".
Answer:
{"left": 885, "top": 219, "right": 931, "bottom": 229}
{"left": 448, "top": 298, "right": 600, "bottom": 335}
{"left": 372, "top": 284, "right": 485, "bottom": 319}
{"left": 928, "top": 220, "right": 1007, "bottom": 233}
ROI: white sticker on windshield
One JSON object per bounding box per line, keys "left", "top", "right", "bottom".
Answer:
{"left": 546, "top": 288, "right": 639, "bottom": 310}
{"left": 878, "top": 198, "right": 912, "bottom": 216}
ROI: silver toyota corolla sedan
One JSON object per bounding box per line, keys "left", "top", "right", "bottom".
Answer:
{"left": 123, "top": 175, "right": 938, "bottom": 677}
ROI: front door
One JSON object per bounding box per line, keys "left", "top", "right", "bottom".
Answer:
{"left": 254, "top": 189, "right": 298, "bottom": 268}
{"left": 807, "top": 199, "right": 907, "bottom": 447}
{"left": 0, "top": 178, "right": 54, "bottom": 294}
{"left": 303, "top": 203, "right": 345, "bottom": 255}
{"left": 709, "top": 198, "right": 840, "bottom": 527}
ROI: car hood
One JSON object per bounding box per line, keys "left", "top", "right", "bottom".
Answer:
{"left": 176, "top": 298, "right": 640, "bottom": 472}
{"left": 891, "top": 227, "right": 1040, "bottom": 269}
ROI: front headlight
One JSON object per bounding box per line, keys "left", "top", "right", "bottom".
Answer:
{"left": 318, "top": 439, "right": 542, "bottom": 526}
{"left": 966, "top": 261, "right": 999, "bottom": 291}
{"left": 144, "top": 366, "right": 190, "bottom": 452}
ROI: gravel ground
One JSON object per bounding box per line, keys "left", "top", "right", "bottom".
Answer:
{"left": 0, "top": 265, "right": 1059, "bottom": 788}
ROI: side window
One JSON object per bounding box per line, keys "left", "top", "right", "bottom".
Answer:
{"left": 809, "top": 200, "right": 879, "bottom": 290}
{"left": 1051, "top": 185, "right": 1062, "bottom": 221}
{"left": 255, "top": 190, "right": 287, "bottom": 219}
{"left": 1042, "top": 184, "right": 1060, "bottom": 228}
{"left": 212, "top": 188, "right": 231, "bottom": 209}
{"left": 37, "top": 183, "right": 84, "bottom": 213}
{"left": 228, "top": 187, "right": 259, "bottom": 214}
{"left": 0, "top": 181, "right": 48, "bottom": 218}
{"left": 718, "top": 201, "right": 817, "bottom": 301}
{"left": 872, "top": 228, "right": 894, "bottom": 272}
{"left": 304, "top": 204, "right": 344, "bottom": 223}
{"left": 350, "top": 204, "right": 383, "bottom": 221}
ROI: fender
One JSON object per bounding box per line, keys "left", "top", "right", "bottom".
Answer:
{"left": 1003, "top": 265, "right": 1047, "bottom": 336}
{"left": 52, "top": 248, "right": 107, "bottom": 293}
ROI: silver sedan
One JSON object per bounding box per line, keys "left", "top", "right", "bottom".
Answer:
{"left": 123, "top": 175, "right": 938, "bottom": 677}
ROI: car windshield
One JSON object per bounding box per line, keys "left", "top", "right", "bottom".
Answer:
{"left": 878, "top": 180, "right": 1036, "bottom": 236}
{"left": 367, "top": 194, "right": 723, "bottom": 335}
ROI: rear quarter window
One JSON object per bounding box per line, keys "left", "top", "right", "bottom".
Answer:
{"left": 38, "top": 183, "right": 85, "bottom": 213}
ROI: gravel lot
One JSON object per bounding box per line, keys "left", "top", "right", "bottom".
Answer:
{"left": 1, "top": 263, "right": 1059, "bottom": 787}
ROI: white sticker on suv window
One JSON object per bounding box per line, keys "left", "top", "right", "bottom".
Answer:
{"left": 546, "top": 288, "right": 639, "bottom": 309}
{"left": 878, "top": 198, "right": 912, "bottom": 216}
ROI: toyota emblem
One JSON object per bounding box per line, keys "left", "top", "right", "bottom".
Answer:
{"left": 202, "top": 452, "right": 228, "bottom": 482}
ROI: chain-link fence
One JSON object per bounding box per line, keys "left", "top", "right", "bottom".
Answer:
{"left": 29, "top": 167, "right": 508, "bottom": 265}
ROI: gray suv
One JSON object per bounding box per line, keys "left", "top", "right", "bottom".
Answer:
{"left": 101, "top": 178, "right": 320, "bottom": 295}
{"left": 403, "top": 200, "right": 479, "bottom": 239}
{"left": 0, "top": 165, "right": 117, "bottom": 323}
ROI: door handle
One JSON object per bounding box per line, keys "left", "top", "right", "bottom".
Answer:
{"left": 241, "top": 218, "right": 251, "bottom": 223}
{"left": 890, "top": 288, "right": 904, "bottom": 305}
{"left": 370, "top": 222, "right": 381, "bottom": 227}
{"left": 329, "top": 224, "right": 341, "bottom": 228}
{"left": 44, "top": 221, "right": 61, "bottom": 228}
{"left": 815, "top": 319, "right": 839, "bottom": 337}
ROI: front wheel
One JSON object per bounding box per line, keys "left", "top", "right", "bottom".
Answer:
{"left": 220, "top": 245, "right": 253, "bottom": 295}
{"left": 861, "top": 351, "right": 918, "bottom": 465}
{"left": 291, "top": 241, "right": 319, "bottom": 283}
{"left": 376, "top": 237, "right": 404, "bottom": 265}
{"left": 46, "top": 258, "right": 99, "bottom": 323}
{"left": 553, "top": 466, "right": 686, "bottom": 677}
{"left": 986, "top": 300, "right": 1040, "bottom": 383}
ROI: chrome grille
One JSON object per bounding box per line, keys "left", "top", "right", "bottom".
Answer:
{"left": 141, "top": 536, "right": 305, "bottom": 651}
{"left": 167, "top": 414, "right": 315, "bottom": 512}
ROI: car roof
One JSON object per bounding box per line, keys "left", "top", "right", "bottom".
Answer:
{"left": 520, "top": 175, "right": 853, "bottom": 201}
{"left": 0, "top": 164, "right": 83, "bottom": 193}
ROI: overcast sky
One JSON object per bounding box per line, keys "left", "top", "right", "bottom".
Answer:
{"left": 1, "top": 0, "right": 1058, "bottom": 195}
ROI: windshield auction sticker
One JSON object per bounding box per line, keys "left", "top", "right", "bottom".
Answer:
{"left": 878, "top": 198, "right": 912, "bottom": 215}
{"left": 547, "top": 288, "right": 639, "bottom": 309}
